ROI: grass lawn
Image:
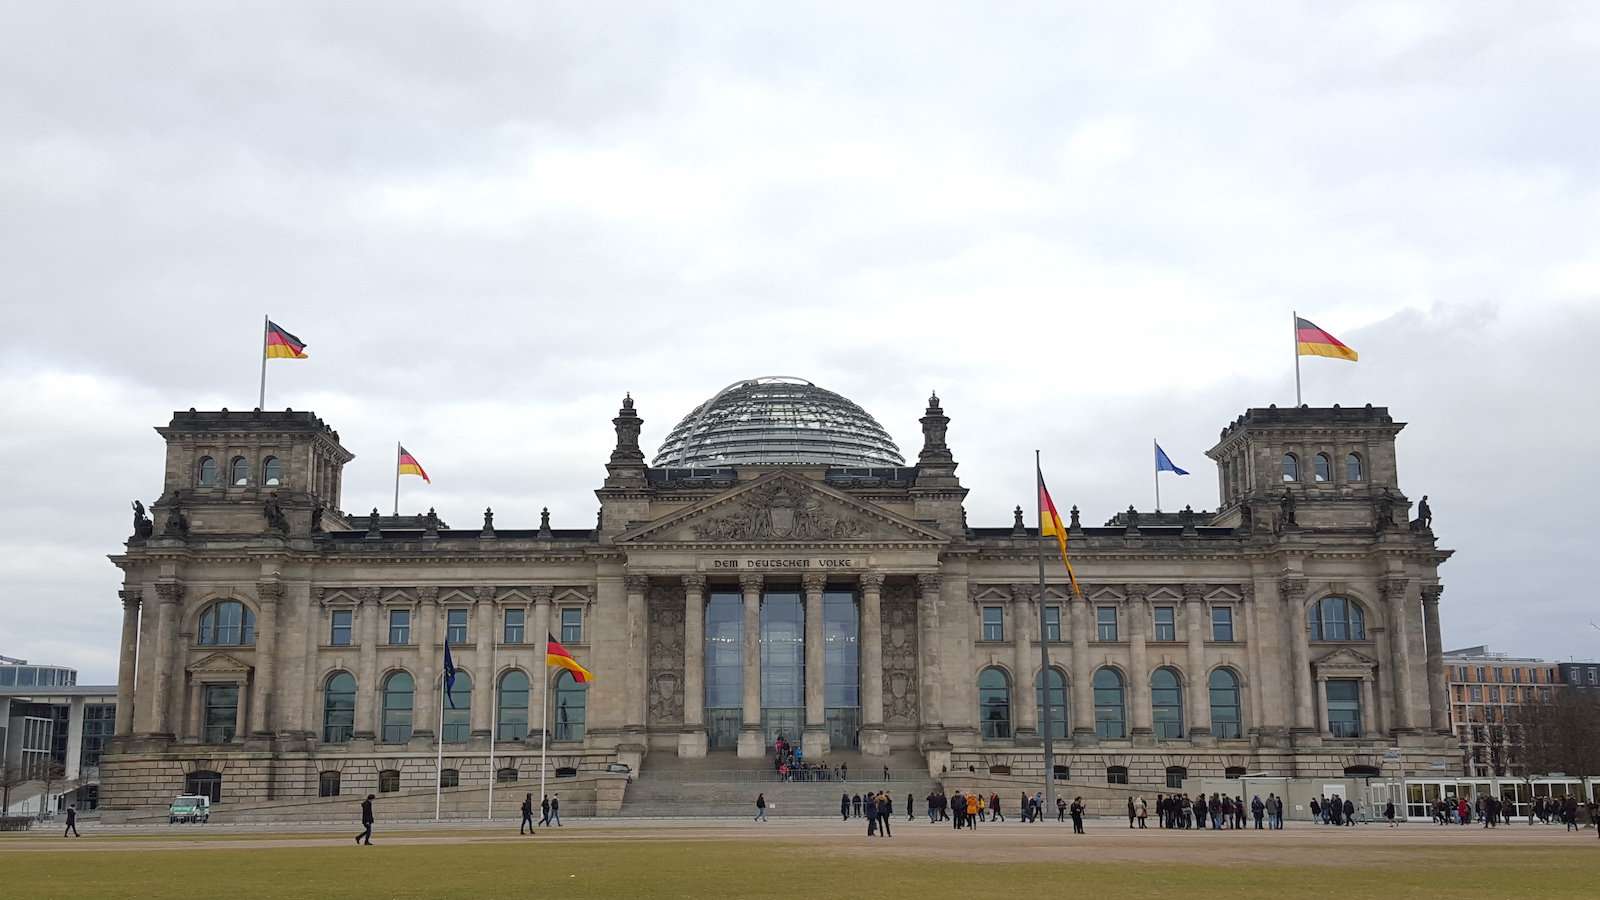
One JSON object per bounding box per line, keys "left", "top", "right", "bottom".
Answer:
{"left": 7, "top": 835, "right": 1593, "bottom": 899}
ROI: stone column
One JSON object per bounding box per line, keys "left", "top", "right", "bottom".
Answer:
{"left": 354, "top": 587, "right": 380, "bottom": 741}
{"left": 471, "top": 586, "right": 495, "bottom": 739}
{"left": 679, "top": 576, "right": 707, "bottom": 758}
{"left": 801, "top": 573, "right": 829, "bottom": 757}
{"left": 1421, "top": 584, "right": 1449, "bottom": 733}
{"left": 234, "top": 679, "right": 250, "bottom": 740}
{"left": 529, "top": 586, "right": 553, "bottom": 745}
{"left": 1126, "top": 585, "right": 1152, "bottom": 743}
{"left": 249, "top": 580, "right": 281, "bottom": 736}
{"left": 1283, "top": 577, "right": 1314, "bottom": 733}
{"left": 1381, "top": 577, "right": 1416, "bottom": 733}
{"left": 414, "top": 588, "right": 438, "bottom": 740}
{"left": 858, "top": 572, "right": 888, "bottom": 756}
{"left": 1317, "top": 674, "right": 1332, "bottom": 738}
{"left": 737, "top": 573, "right": 765, "bottom": 758}
{"left": 153, "top": 581, "right": 183, "bottom": 737}
{"left": 187, "top": 682, "right": 204, "bottom": 742}
{"left": 115, "top": 590, "right": 141, "bottom": 736}
{"left": 916, "top": 574, "right": 945, "bottom": 737}
{"left": 1360, "top": 675, "right": 1377, "bottom": 737}
{"left": 1069, "top": 591, "right": 1095, "bottom": 743}
{"left": 1010, "top": 584, "right": 1039, "bottom": 742}
{"left": 1182, "top": 583, "right": 1212, "bottom": 740}
{"left": 1240, "top": 584, "right": 1266, "bottom": 738}
{"left": 623, "top": 574, "right": 650, "bottom": 735}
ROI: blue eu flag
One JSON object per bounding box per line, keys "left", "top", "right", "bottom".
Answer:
{"left": 442, "top": 639, "right": 457, "bottom": 709}
{"left": 1154, "top": 443, "right": 1189, "bottom": 476}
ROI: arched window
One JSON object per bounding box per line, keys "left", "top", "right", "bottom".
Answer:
{"left": 229, "top": 456, "right": 249, "bottom": 486}
{"left": 318, "top": 771, "right": 341, "bottom": 797}
{"left": 1151, "top": 667, "right": 1184, "bottom": 739}
{"left": 1035, "top": 668, "right": 1068, "bottom": 739}
{"left": 1093, "top": 668, "right": 1125, "bottom": 740}
{"left": 322, "top": 671, "right": 356, "bottom": 743}
{"left": 978, "top": 667, "right": 1011, "bottom": 739}
{"left": 441, "top": 671, "right": 472, "bottom": 742}
{"left": 497, "top": 670, "right": 529, "bottom": 742}
{"left": 1281, "top": 453, "right": 1299, "bottom": 482}
{"left": 1224, "top": 766, "right": 1248, "bottom": 779}
{"left": 378, "top": 770, "right": 400, "bottom": 793}
{"left": 381, "top": 672, "right": 414, "bottom": 743}
{"left": 196, "top": 456, "right": 218, "bottom": 487}
{"left": 198, "top": 601, "right": 256, "bottom": 646}
{"left": 1308, "top": 597, "right": 1366, "bottom": 641}
{"left": 439, "top": 768, "right": 459, "bottom": 788}
{"left": 496, "top": 767, "right": 519, "bottom": 783}
{"left": 1166, "top": 765, "right": 1187, "bottom": 789}
{"left": 553, "top": 670, "right": 587, "bottom": 742}
{"left": 185, "top": 770, "right": 222, "bottom": 803}
{"left": 1344, "top": 765, "right": 1380, "bottom": 778}
{"left": 262, "top": 456, "right": 283, "bottom": 486}
{"left": 1209, "top": 668, "right": 1243, "bottom": 740}
{"left": 1314, "top": 453, "right": 1331, "bottom": 483}
{"left": 1346, "top": 453, "right": 1364, "bottom": 482}
{"left": 1106, "top": 766, "right": 1128, "bottom": 784}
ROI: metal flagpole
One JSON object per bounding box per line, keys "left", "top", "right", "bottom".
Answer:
{"left": 1153, "top": 439, "right": 1161, "bottom": 512}
{"left": 1293, "top": 310, "right": 1303, "bottom": 407}
{"left": 487, "top": 639, "right": 498, "bottom": 821}
{"left": 434, "top": 684, "right": 444, "bottom": 821}
{"left": 258, "top": 315, "right": 269, "bottom": 410}
{"left": 393, "top": 443, "right": 402, "bottom": 517}
{"left": 538, "top": 653, "right": 550, "bottom": 822}
{"left": 1035, "top": 450, "right": 1057, "bottom": 818}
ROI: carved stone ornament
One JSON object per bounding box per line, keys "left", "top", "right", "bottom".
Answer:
{"left": 154, "top": 582, "right": 183, "bottom": 604}
{"left": 690, "top": 480, "right": 869, "bottom": 542}
{"left": 881, "top": 582, "right": 920, "bottom": 726}
{"left": 646, "top": 583, "right": 685, "bottom": 725}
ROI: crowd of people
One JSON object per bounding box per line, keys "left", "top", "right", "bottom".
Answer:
{"left": 771, "top": 735, "right": 894, "bottom": 783}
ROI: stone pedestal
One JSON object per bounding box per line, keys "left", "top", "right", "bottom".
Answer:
{"left": 859, "top": 726, "right": 890, "bottom": 757}
{"left": 677, "top": 728, "right": 707, "bottom": 758}
{"left": 802, "top": 726, "right": 831, "bottom": 759}
{"left": 737, "top": 726, "right": 766, "bottom": 759}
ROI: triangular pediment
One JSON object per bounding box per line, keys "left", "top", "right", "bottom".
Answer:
{"left": 187, "top": 652, "right": 252, "bottom": 674}
{"left": 617, "top": 472, "right": 949, "bottom": 545}
{"left": 1312, "top": 647, "right": 1379, "bottom": 673}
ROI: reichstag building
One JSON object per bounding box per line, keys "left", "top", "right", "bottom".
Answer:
{"left": 102, "top": 376, "right": 1459, "bottom": 811}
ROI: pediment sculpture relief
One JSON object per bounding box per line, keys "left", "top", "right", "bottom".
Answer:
{"left": 690, "top": 481, "right": 870, "bottom": 542}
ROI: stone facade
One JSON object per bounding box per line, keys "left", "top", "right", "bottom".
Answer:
{"left": 102, "top": 395, "right": 1459, "bottom": 812}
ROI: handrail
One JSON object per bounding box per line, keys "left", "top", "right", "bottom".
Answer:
{"left": 635, "top": 769, "right": 928, "bottom": 784}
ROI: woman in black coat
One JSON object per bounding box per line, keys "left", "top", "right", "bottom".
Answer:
{"left": 841, "top": 792, "right": 850, "bottom": 821}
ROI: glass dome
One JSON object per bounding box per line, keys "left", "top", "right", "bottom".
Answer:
{"left": 652, "top": 377, "right": 906, "bottom": 468}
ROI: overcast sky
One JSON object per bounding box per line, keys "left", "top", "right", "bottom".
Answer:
{"left": 3, "top": 3, "right": 1597, "bottom": 682}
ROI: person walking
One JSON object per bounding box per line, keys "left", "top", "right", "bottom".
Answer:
{"left": 1128, "top": 796, "right": 1136, "bottom": 829}
{"left": 520, "top": 793, "right": 536, "bottom": 835}
{"left": 550, "top": 794, "right": 562, "bottom": 826}
{"left": 63, "top": 806, "right": 80, "bottom": 838}
{"left": 880, "top": 793, "right": 894, "bottom": 837}
{"left": 755, "top": 793, "right": 768, "bottom": 822}
{"left": 883, "top": 765, "right": 891, "bottom": 782}
{"left": 1070, "top": 797, "right": 1086, "bottom": 834}
{"left": 1057, "top": 795, "right": 1067, "bottom": 823}
{"left": 355, "top": 794, "right": 375, "bottom": 845}
{"left": 1384, "top": 800, "right": 1397, "bottom": 827}
{"left": 842, "top": 792, "right": 851, "bottom": 821}
{"left": 990, "top": 793, "right": 1005, "bottom": 823}
{"left": 907, "top": 792, "right": 915, "bottom": 822}
{"left": 540, "top": 794, "right": 551, "bottom": 827}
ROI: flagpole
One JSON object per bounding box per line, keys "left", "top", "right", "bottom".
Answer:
{"left": 258, "top": 315, "right": 269, "bottom": 410}
{"left": 538, "top": 654, "right": 550, "bottom": 822}
{"left": 1292, "top": 310, "right": 1303, "bottom": 407}
{"left": 435, "top": 682, "right": 444, "bottom": 822}
{"left": 393, "top": 443, "right": 402, "bottom": 517}
{"left": 1153, "top": 439, "right": 1161, "bottom": 513}
{"left": 1035, "top": 450, "right": 1056, "bottom": 819}
{"left": 487, "top": 639, "right": 497, "bottom": 821}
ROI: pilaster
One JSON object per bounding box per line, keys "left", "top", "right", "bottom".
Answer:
{"left": 1381, "top": 576, "right": 1417, "bottom": 734}
{"left": 858, "top": 572, "right": 888, "bottom": 756}
{"left": 1182, "top": 583, "right": 1212, "bottom": 741}
{"left": 801, "top": 573, "right": 830, "bottom": 757}
{"left": 1125, "top": 584, "right": 1152, "bottom": 744}
{"left": 1282, "top": 577, "right": 1314, "bottom": 733}
{"left": 737, "top": 573, "right": 765, "bottom": 758}
{"left": 916, "top": 573, "right": 946, "bottom": 745}
{"left": 623, "top": 574, "right": 650, "bottom": 736}
{"left": 1421, "top": 584, "right": 1449, "bottom": 733}
{"left": 471, "top": 586, "right": 495, "bottom": 739}
{"left": 413, "top": 587, "right": 438, "bottom": 741}
{"left": 1009, "top": 583, "right": 1039, "bottom": 743}
{"left": 678, "top": 575, "right": 707, "bottom": 758}
{"left": 249, "top": 579, "right": 281, "bottom": 737}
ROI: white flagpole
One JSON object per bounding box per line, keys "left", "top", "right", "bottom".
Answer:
{"left": 393, "top": 443, "right": 402, "bottom": 517}
{"left": 434, "top": 683, "right": 444, "bottom": 822}
{"left": 1153, "top": 439, "right": 1161, "bottom": 513}
{"left": 258, "top": 315, "right": 269, "bottom": 410}
{"left": 1293, "top": 310, "right": 1303, "bottom": 407}
{"left": 539, "top": 655, "right": 550, "bottom": 821}
{"left": 487, "top": 639, "right": 498, "bottom": 821}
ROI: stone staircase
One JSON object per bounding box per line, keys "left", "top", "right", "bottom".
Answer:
{"left": 623, "top": 750, "right": 937, "bottom": 818}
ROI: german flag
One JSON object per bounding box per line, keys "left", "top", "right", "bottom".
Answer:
{"left": 397, "top": 445, "right": 430, "bottom": 483}
{"left": 547, "top": 634, "right": 592, "bottom": 684}
{"left": 1295, "top": 317, "right": 1358, "bottom": 362}
{"left": 1037, "top": 469, "right": 1081, "bottom": 598}
{"left": 264, "top": 320, "right": 309, "bottom": 359}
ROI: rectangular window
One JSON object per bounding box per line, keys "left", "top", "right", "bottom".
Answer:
{"left": 446, "top": 609, "right": 468, "bottom": 645}
{"left": 0, "top": 668, "right": 12, "bottom": 686}
{"left": 1489, "top": 686, "right": 1500, "bottom": 703}
{"left": 1477, "top": 667, "right": 1486, "bottom": 682}
{"left": 203, "top": 684, "right": 239, "bottom": 743}
{"left": 330, "top": 609, "right": 352, "bottom": 646}
{"left": 1470, "top": 686, "right": 1482, "bottom": 702}
{"left": 1211, "top": 607, "right": 1234, "bottom": 642}
{"left": 1153, "top": 607, "right": 1175, "bottom": 642}
{"left": 1495, "top": 667, "right": 1505, "bottom": 682}
{"left": 1043, "top": 606, "right": 1062, "bottom": 642}
{"left": 388, "top": 609, "right": 410, "bottom": 645}
{"left": 560, "top": 608, "right": 583, "bottom": 644}
{"left": 981, "top": 606, "right": 1004, "bottom": 642}
{"left": 79, "top": 704, "right": 116, "bottom": 769}
{"left": 1096, "top": 607, "right": 1118, "bottom": 642}
{"left": 1513, "top": 668, "right": 1523, "bottom": 684}
{"left": 319, "top": 771, "right": 341, "bottom": 798}
{"left": 1325, "top": 678, "right": 1361, "bottom": 738}
{"left": 503, "top": 609, "right": 525, "bottom": 644}
{"left": 1532, "top": 668, "right": 1541, "bottom": 684}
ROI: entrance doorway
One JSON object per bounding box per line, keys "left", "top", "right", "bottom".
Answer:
{"left": 706, "top": 709, "right": 741, "bottom": 751}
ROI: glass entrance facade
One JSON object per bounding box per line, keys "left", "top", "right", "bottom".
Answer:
{"left": 704, "top": 591, "right": 743, "bottom": 750}
{"left": 823, "top": 589, "right": 860, "bottom": 749}
{"left": 760, "top": 589, "right": 805, "bottom": 747}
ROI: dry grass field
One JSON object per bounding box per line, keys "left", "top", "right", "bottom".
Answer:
{"left": 2, "top": 819, "right": 1592, "bottom": 899}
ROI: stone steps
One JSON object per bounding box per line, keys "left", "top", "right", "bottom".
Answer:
{"left": 621, "top": 749, "right": 935, "bottom": 817}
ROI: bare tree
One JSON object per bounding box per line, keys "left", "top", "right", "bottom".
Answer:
{"left": 0, "top": 764, "right": 27, "bottom": 815}
{"left": 37, "top": 763, "right": 67, "bottom": 817}
{"left": 1509, "top": 689, "right": 1600, "bottom": 776}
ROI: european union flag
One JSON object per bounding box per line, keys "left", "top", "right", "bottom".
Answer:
{"left": 442, "top": 639, "right": 457, "bottom": 709}
{"left": 1154, "top": 443, "right": 1189, "bottom": 476}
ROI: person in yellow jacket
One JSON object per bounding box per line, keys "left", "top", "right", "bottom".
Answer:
{"left": 966, "top": 792, "right": 980, "bottom": 829}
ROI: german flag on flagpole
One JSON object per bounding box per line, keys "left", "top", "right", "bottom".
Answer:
{"left": 547, "top": 634, "right": 593, "bottom": 683}
{"left": 397, "top": 445, "right": 430, "bottom": 483}
{"left": 1295, "top": 316, "right": 1358, "bottom": 362}
{"left": 264, "top": 320, "right": 309, "bottom": 359}
{"left": 1037, "top": 464, "right": 1081, "bottom": 599}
